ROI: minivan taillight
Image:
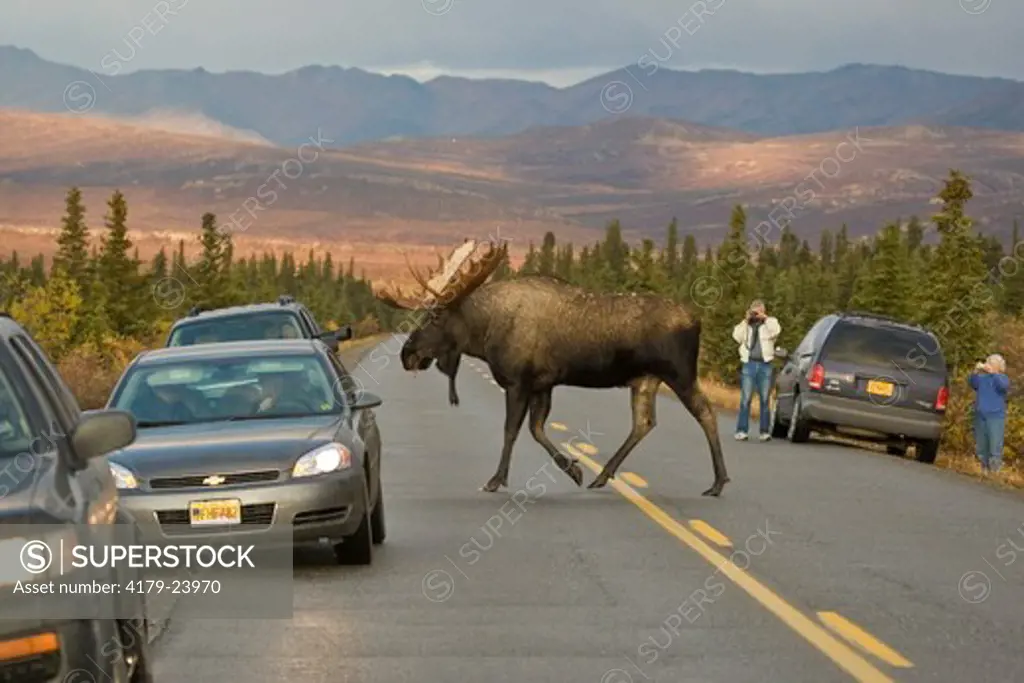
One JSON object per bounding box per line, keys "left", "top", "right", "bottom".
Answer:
{"left": 807, "top": 363, "right": 825, "bottom": 390}
{"left": 935, "top": 386, "right": 949, "bottom": 411}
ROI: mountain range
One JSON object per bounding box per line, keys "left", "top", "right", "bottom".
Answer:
{"left": 1, "top": 46, "right": 1023, "bottom": 282}
{"left": 2, "top": 45, "right": 1024, "bottom": 146}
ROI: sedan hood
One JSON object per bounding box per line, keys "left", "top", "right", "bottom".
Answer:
{"left": 109, "top": 415, "right": 346, "bottom": 480}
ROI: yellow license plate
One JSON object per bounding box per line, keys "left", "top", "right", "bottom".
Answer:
{"left": 189, "top": 499, "right": 242, "bottom": 526}
{"left": 866, "top": 380, "right": 894, "bottom": 397}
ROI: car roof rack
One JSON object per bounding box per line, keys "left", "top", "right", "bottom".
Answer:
{"left": 278, "top": 295, "right": 295, "bottom": 305}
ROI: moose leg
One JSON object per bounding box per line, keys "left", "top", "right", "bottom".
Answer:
{"left": 527, "top": 390, "right": 584, "bottom": 486}
{"left": 587, "top": 376, "right": 659, "bottom": 489}
{"left": 483, "top": 385, "right": 530, "bottom": 492}
{"left": 438, "top": 352, "right": 461, "bottom": 406}
{"left": 665, "top": 379, "right": 730, "bottom": 497}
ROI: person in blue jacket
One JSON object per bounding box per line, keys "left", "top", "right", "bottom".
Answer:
{"left": 968, "top": 353, "right": 1010, "bottom": 473}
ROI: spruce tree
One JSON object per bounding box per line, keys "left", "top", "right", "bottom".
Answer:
{"left": 97, "top": 190, "right": 143, "bottom": 337}
{"left": 53, "top": 187, "right": 91, "bottom": 288}
{"left": 1001, "top": 219, "right": 1024, "bottom": 315}
{"left": 920, "top": 170, "right": 991, "bottom": 371}
{"left": 849, "top": 222, "right": 914, "bottom": 320}
{"left": 700, "top": 205, "right": 755, "bottom": 383}
{"left": 538, "top": 232, "right": 556, "bottom": 276}
{"left": 194, "top": 212, "right": 230, "bottom": 309}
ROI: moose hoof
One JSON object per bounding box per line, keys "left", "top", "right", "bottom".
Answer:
{"left": 701, "top": 477, "right": 730, "bottom": 497}
{"left": 587, "top": 475, "right": 609, "bottom": 490}
{"left": 481, "top": 476, "right": 506, "bottom": 492}
{"left": 565, "top": 462, "right": 584, "bottom": 486}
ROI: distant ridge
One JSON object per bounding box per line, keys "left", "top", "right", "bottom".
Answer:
{"left": 0, "top": 46, "right": 1022, "bottom": 146}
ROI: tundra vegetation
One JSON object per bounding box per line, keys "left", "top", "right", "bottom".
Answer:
{"left": 1, "top": 170, "right": 1020, "bottom": 484}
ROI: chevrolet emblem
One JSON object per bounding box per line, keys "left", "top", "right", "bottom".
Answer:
{"left": 202, "top": 475, "right": 226, "bottom": 486}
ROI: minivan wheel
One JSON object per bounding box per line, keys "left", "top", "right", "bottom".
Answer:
{"left": 915, "top": 439, "right": 940, "bottom": 464}
{"left": 787, "top": 394, "right": 811, "bottom": 443}
{"left": 769, "top": 393, "right": 788, "bottom": 439}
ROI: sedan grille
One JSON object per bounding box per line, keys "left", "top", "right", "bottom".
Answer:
{"left": 149, "top": 469, "right": 280, "bottom": 490}
{"left": 155, "top": 503, "right": 276, "bottom": 535}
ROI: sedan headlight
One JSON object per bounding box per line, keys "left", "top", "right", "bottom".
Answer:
{"left": 109, "top": 462, "right": 139, "bottom": 490}
{"left": 291, "top": 443, "right": 351, "bottom": 478}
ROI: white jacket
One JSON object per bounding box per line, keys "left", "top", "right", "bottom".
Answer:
{"left": 732, "top": 316, "right": 782, "bottom": 363}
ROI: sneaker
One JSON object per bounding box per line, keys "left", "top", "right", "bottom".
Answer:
{"left": 734, "top": 432, "right": 748, "bottom": 441}
{"left": 759, "top": 434, "right": 771, "bottom": 442}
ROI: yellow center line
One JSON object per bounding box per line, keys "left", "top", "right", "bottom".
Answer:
{"left": 564, "top": 442, "right": 895, "bottom": 683}
{"left": 574, "top": 442, "right": 598, "bottom": 456}
{"left": 689, "top": 519, "right": 733, "bottom": 548}
{"left": 818, "top": 612, "right": 914, "bottom": 669}
{"left": 618, "top": 472, "right": 647, "bottom": 488}
{"left": 549, "top": 422, "right": 569, "bottom": 431}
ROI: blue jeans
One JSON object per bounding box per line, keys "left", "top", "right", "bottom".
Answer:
{"left": 737, "top": 361, "right": 773, "bottom": 435}
{"left": 974, "top": 412, "right": 1005, "bottom": 471}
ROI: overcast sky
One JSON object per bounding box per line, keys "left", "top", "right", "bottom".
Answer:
{"left": 1, "top": 0, "right": 1019, "bottom": 86}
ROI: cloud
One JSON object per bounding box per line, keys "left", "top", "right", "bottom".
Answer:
{"left": 0, "top": 0, "right": 1020, "bottom": 85}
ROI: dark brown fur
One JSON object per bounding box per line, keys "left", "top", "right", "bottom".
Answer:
{"left": 398, "top": 276, "right": 729, "bottom": 496}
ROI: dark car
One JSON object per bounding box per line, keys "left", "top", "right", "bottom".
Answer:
{"left": 770, "top": 311, "right": 948, "bottom": 463}
{"left": 104, "top": 340, "right": 385, "bottom": 565}
{"left": 0, "top": 314, "right": 152, "bottom": 682}
{"left": 166, "top": 296, "right": 352, "bottom": 352}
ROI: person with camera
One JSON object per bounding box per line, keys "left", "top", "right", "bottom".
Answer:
{"left": 968, "top": 353, "right": 1010, "bottom": 474}
{"left": 731, "top": 299, "right": 782, "bottom": 441}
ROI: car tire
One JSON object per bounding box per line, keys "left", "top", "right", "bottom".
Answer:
{"left": 122, "top": 618, "right": 153, "bottom": 683}
{"left": 370, "top": 475, "right": 386, "bottom": 545}
{"left": 769, "top": 393, "right": 788, "bottom": 439}
{"left": 333, "top": 483, "right": 373, "bottom": 566}
{"left": 787, "top": 393, "right": 811, "bottom": 443}
{"left": 915, "top": 439, "right": 940, "bottom": 464}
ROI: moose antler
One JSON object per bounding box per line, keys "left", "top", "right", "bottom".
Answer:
{"left": 373, "top": 279, "right": 426, "bottom": 310}
{"left": 373, "top": 239, "right": 506, "bottom": 310}
{"left": 373, "top": 249, "right": 446, "bottom": 310}
{"left": 440, "top": 240, "right": 507, "bottom": 307}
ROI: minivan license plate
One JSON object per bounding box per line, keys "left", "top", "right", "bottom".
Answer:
{"left": 866, "top": 380, "right": 894, "bottom": 397}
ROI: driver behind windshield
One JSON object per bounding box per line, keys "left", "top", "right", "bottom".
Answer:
{"left": 255, "top": 369, "right": 332, "bottom": 415}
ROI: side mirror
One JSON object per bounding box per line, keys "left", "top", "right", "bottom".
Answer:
{"left": 774, "top": 348, "right": 788, "bottom": 359}
{"left": 318, "top": 326, "right": 352, "bottom": 351}
{"left": 351, "top": 391, "right": 382, "bottom": 411}
{"left": 71, "top": 409, "right": 137, "bottom": 465}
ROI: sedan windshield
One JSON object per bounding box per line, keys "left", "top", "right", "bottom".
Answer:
{"left": 167, "top": 312, "right": 305, "bottom": 346}
{"left": 110, "top": 354, "right": 343, "bottom": 426}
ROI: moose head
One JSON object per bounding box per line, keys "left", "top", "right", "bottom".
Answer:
{"left": 374, "top": 239, "right": 508, "bottom": 372}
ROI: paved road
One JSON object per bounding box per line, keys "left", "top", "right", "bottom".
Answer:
{"left": 151, "top": 339, "right": 1024, "bottom": 682}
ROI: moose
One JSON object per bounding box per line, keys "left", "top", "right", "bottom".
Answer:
{"left": 437, "top": 350, "right": 462, "bottom": 406}
{"left": 375, "top": 239, "right": 729, "bottom": 496}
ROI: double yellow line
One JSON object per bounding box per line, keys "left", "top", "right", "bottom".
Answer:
{"left": 564, "top": 442, "right": 909, "bottom": 683}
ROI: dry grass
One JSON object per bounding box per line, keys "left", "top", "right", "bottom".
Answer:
{"left": 695, "top": 376, "right": 1024, "bottom": 490}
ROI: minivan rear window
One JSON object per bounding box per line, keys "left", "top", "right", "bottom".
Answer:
{"left": 821, "top": 323, "right": 946, "bottom": 374}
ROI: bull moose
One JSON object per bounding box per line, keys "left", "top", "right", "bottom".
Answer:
{"left": 375, "top": 239, "right": 729, "bottom": 496}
